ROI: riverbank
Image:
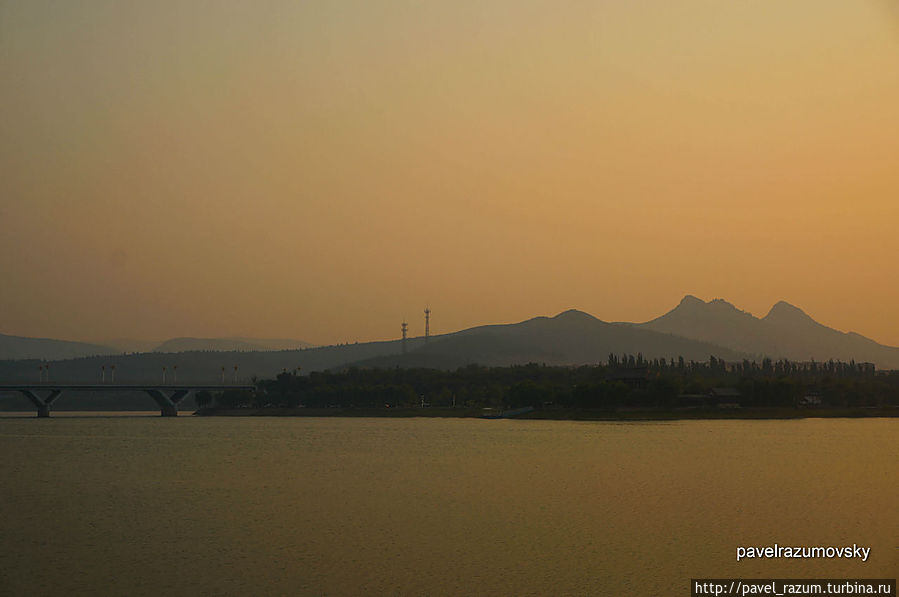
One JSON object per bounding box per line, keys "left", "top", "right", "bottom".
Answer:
{"left": 194, "top": 405, "right": 899, "bottom": 420}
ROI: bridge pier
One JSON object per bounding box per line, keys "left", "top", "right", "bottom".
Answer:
{"left": 20, "top": 389, "right": 63, "bottom": 418}
{"left": 0, "top": 384, "right": 253, "bottom": 418}
{"left": 146, "top": 389, "right": 190, "bottom": 417}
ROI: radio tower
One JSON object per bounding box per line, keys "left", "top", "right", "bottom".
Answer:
{"left": 424, "top": 307, "right": 431, "bottom": 343}
{"left": 401, "top": 320, "right": 408, "bottom": 354}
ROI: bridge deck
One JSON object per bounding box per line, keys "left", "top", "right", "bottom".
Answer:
{"left": 0, "top": 384, "right": 256, "bottom": 417}
{"left": 0, "top": 385, "right": 255, "bottom": 391}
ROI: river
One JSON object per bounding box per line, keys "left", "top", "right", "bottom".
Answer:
{"left": 1, "top": 415, "right": 896, "bottom": 595}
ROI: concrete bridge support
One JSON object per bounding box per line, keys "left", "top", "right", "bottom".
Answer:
{"left": 0, "top": 384, "right": 252, "bottom": 417}
{"left": 145, "top": 389, "right": 191, "bottom": 417}
{"left": 20, "top": 390, "right": 63, "bottom": 418}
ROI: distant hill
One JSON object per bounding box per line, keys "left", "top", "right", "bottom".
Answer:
{"left": 641, "top": 295, "right": 899, "bottom": 369}
{"left": 152, "top": 337, "right": 315, "bottom": 353}
{"left": 103, "top": 338, "right": 161, "bottom": 354}
{"left": 0, "top": 333, "right": 315, "bottom": 360}
{"left": 347, "top": 309, "right": 748, "bottom": 370}
{"left": 0, "top": 310, "right": 746, "bottom": 388}
{"left": 0, "top": 333, "right": 117, "bottom": 361}
{"left": 0, "top": 337, "right": 424, "bottom": 387}
{"left": 3, "top": 298, "right": 898, "bottom": 409}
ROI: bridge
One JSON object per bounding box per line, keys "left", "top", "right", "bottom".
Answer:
{"left": 0, "top": 384, "right": 256, "bottom": 417}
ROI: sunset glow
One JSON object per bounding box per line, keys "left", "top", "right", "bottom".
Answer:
{"left": 2, "top": 1, "right": 897, "bottom": 345}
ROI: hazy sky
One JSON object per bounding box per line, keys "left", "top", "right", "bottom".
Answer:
{"left": 2, "top": 1, "right": 898, "bottom": 346}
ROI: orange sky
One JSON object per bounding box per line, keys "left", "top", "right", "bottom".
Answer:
{"left": 1, "top": 1, "right": 898, "bottom": 347}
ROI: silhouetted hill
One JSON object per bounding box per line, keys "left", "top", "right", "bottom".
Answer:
{"left": 0, "top": 333, "right": 116, "bottom": 361}
{"left": 0, "top": 309, "right": 744, "bottom": 395}
{"left": 103, "top": 338, "right": 160, "bottom": 353}
{"left": 640, "top": 296, "right": 771, "bottom": 355}
{"left": 641, "top": 296, "right": 899, "bottom": 368}
{"left": 0, "top": 338, "right": 426, "bottom": 388}
{"left": 152, "top": 337, "right": 314, "bottom": 353}
{"left": 4, "top": 299, "right": 897, "bottom": 412}
{"left": 347, "top": 309, "right": 747, "bottom": 370}
{"left": 0, "top": 338, "right": 417, "bottom": 411}
{"left": 0, "top": 332, "right": 315, "bottom": 361}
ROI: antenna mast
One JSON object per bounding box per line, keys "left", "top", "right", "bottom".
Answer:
{"left": 401, "top": 320, "right": 408, "bottom": 354}
{"left": 424, "top": 307, "right": 431, "bottom": 343}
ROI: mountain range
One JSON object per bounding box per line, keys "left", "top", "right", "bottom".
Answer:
{"left": 350, "top": 298, "right": 899, "bottom": 370}
{"left": 0, "top": 334, "right": 117, "bottom": 362}
{"left": 350, "top": 309, "right": 747, "bottom": 370}
{"left": 639, "top": 295, "right": 899, "bottom": 367}
{"left": 149, "top": 337, "right": 315, "bottom": 353}
{"left": 0, "top": 334, "right": 315, "bottom": 361}
{"left": 1, "top": 297, "right": 897, "bottom": 389}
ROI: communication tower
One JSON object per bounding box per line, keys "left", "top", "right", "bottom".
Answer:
{"left": 424, "top": 307, "right": 431, "bottom": 343}
{"left": 401, "top": 320, "right": 408, "bottom": 354}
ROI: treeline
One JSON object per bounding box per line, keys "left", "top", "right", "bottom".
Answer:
{"left": 605, "top": 353, "right": 877, "bottom": 379}
{"left": 200, "top": 354, "right": 899, "bottom": 411}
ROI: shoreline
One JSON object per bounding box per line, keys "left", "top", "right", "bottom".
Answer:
{"left": 194, "top": 406, "right": 899, "bottom": 421}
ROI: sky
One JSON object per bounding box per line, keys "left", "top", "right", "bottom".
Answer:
{"left": 1, "top": 0, "right": 898, "bottom": 347}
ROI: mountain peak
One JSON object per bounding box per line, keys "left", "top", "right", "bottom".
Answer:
{"left": 678, "top": 294, "right": 704, "bottom": 307}
{"left": 552, "top": 309, "right": 601, "bottom": 322}
{"left": 673, "top": 295, "right": 742, "bottom": 314}
{"left": 764, "top": 300, "right": 811, "bottom": 322}
{"left": 707, "top": 297, "right": 742, "bottom": 312}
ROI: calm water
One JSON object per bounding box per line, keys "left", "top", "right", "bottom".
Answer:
{"left": 0, "top": 415, "right": 896, "bottom": 595}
